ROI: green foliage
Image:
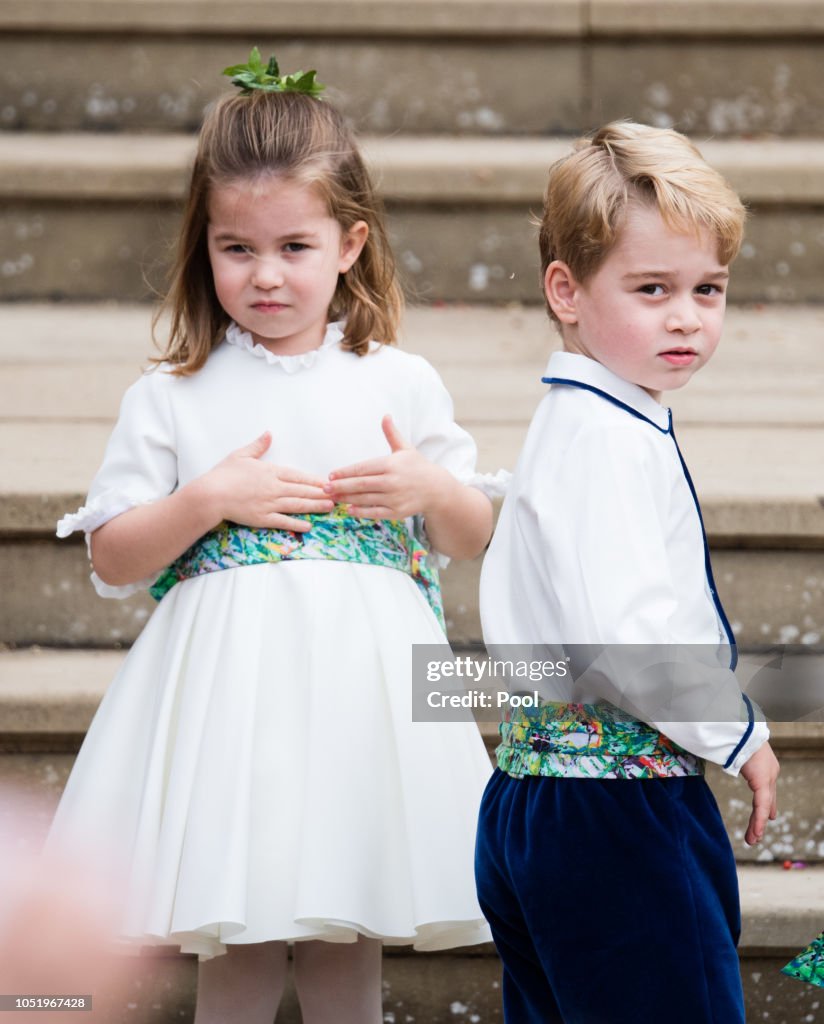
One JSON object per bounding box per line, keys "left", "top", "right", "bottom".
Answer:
{"left": 222, "top": 48, "right": 325, "bottom": 98}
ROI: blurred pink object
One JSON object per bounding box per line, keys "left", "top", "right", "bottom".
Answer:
{"left": 0, "top": 784, "right": 137, "bottom": 1023}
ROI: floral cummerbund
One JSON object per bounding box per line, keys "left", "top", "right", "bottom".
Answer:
{"left": 149, "top": 505, "right": 444, "bottom": 630}
{"left": 497, "top": 700, "right": 704, "bottom": 780}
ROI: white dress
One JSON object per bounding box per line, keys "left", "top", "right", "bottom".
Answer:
{"left": 50, "top": 322, "right": 497, "bottom": 958}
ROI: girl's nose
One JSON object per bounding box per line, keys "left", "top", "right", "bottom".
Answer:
{"left": 251, "top": 257, "right": 285, "bottom": 290}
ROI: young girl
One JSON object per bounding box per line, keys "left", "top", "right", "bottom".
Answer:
{"left": 50, "top": 57, "right": 496, "bottom": 1024}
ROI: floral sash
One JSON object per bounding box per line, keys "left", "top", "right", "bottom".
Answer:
{"left": 150, "top": 506, "right": 444, "bottom": 630}
{"left": 497, "top": 701, "right": 704, "bottom": 780}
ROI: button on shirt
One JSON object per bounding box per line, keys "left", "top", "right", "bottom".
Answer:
{"left": 480, "top": 351, "right": 768, "bottom": 776}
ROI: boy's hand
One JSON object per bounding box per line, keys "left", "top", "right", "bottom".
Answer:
{"left": 204, "top": 431, "right": 333, "bottom": 531}
{"left": 325, "top": 415, "right": 454, "bottom": 519}
{"left": 739, "top": 741, "right": 779, "bottom": 846}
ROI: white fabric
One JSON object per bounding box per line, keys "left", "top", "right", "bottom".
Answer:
{"left": 463, "top": 468, "right": 511, "bottom": 499}
{"left": 480, "top": 350, "right": 769, "bottom": 777}
{"left": 49, "top": 324, "right": 492, "bottom": 956}
{"left": 223, "top": 320, "right": 342, "bottom": 373}
{"left": 56, "top": 322, "right": 490, "bottom": 589}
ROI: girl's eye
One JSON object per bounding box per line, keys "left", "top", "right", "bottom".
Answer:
{"left": 639, "top": 283, "right": 665, "bottom": 296}
{"left": 226, "top": 244, "right": 251, "bottom": 255}
{"left": 284, "top": 242, "right": 308, "bottom": 253}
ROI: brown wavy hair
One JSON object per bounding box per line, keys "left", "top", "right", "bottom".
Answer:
{"left": 153, "top": 90, "right": 403, "bottom": 374}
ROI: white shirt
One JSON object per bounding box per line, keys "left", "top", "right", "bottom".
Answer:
{"left": 480, "top": 350, "right": 768, "bottom": 776}
{"left": 57, "top": 322, "right": 503, "bottom": 596}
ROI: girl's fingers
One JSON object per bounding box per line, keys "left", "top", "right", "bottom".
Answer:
{"left": 381, "top": 414, "right": 412, "bottom": 452}
{"left": 265, "top": 513, "right": 314, "bottom": 532}
{"left": 278, "top": 466, "right": 328, "bottom": 487}
{"left": 331, "top": 490, "right": 386, "bottom": 507}
{"left": 273, "top": 498, "right": 335, "bottom": 514}
{"left": 278, "top": 482, "right": 330, "bottom": 499}
{"left": 233, "top": 431, "right": 272, "bottom": 459}
{"left": 325, "top": 475, "right": 386, "bottom": 497}
{"left": 328, "top": 457, "right": 390, "bottom": 481}
{"left": 347, "top": 505, "right": 396, "bottom": 519}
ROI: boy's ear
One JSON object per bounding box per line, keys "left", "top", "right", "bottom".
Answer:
{"left": 339, "top": 220, "right": 369, "bottom": 273}
{"left": 544, "top": 260, "right": 579, "bottom": 324}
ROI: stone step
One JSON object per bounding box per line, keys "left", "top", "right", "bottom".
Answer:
{"left": 2, "top": 1, "right": 824, "bottom": 137}
{"left": 2, "top": 134, "right": 824, "bottom": 303}
{"left": 2, "top": 891, "right": 822, "bottom": 1024}
{"left": 2, "top": 302, "right": 824, "bottom": 649}
{"left": 1, "top": 646, "right": 822, "bottom": 1020}
{"left": 2, "top": 647, "right": 822, "bottom": 867}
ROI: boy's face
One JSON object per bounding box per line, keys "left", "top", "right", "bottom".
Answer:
{"left": 553, "top": 204, "right": 729, "bottom": 400}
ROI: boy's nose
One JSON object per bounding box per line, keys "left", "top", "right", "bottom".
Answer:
{"left": 665, "top": 300, "right": 701, "bottom": 334}
{"left": 251, "top": 257, "right": 285, "bottom": 290}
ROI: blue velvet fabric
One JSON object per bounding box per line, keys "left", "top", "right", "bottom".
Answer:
{"left": 475, "top": 770, "right": 745, "bottom": 1023}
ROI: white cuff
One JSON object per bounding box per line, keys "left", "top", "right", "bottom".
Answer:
{"left": 56, "top": 491, "right": 152, "bottom": 538}
{"left": 722, "top": 718, "right": 771, "bottom": 777}
{"left": 57, "top": 493, "right": 159, "bottom": 600}
{"left": 465, "top": 469, "right": 511, "bottom": 500}
{"left": 89, "top": 566, "right": 157, "bottom": 600}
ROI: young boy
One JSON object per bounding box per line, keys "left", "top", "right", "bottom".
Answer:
{"left": 476, "top": 122, "right": 780, "bottom": 1024}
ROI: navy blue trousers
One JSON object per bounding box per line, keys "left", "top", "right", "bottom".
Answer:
{"left": 475, "top": 770, "right": 745, "bottom": 1024}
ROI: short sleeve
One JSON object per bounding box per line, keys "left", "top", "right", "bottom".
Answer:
{"left": 407, "top": 356, "right": 508, "bottom": 565}
{"left": 409, "top": 356, "right": 510, "bottom": 493}
{"left": 56, "top": 368, "right": 178, "bottom": 598}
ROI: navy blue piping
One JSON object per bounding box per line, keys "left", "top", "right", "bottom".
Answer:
{"left": 724, "top": 693, "right": 755, "bottom": 770}
{"left": 667, "top": 420, "right": 738, "bottom": 670}
{"left": 544, "top": 376, "right": 748, "bottom": 756}
{"left": 541, "top": 378, "right": 671, "bottom": 434}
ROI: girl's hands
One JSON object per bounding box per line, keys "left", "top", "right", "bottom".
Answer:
{"left": 204, "top": 431, "right": 334, "bottom": 531}
{"left": 325, "top": 415, "right": 454, "bottom": 519}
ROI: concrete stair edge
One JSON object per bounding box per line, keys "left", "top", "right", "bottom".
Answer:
{"left": 2, "top": 302, "right": 824, "bottom": 542}
{"left": 0, "top": 648, "right": 821, "bottom": 746}
{"left": 4, "top": 493, "right": 823, "bottom": 546}
{"left": 3, "top": 134, "right": 824, "bottom": 204}
{"left": 3, "top": 0, "right": 824, "bottom": 36}
{"left": 1, "top": 646, "right": 823, "bottom": 872}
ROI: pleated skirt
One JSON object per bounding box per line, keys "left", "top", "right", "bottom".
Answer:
{"left": 45, "top": 560, "right": 492, "bottom": 958}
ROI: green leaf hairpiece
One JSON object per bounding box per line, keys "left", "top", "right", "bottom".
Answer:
{"left": 222, "top": 47, "right": 325, "bottom": 98}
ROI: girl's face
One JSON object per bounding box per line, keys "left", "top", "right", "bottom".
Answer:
{"left": 207, "top": 176, "right": 367, "bottom": 356}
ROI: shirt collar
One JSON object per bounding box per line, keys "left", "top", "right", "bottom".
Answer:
{"left": 542, "top": 351, "right": 672, "bottom": 433}
{"left": 224, "top": 321, "right": 344, "bottom": 373}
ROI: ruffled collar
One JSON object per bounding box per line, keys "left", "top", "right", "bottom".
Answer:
{"left": 224, "top": 321, "right": 344, "bottom": 373}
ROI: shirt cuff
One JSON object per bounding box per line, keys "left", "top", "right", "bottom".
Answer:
{"left": 722, "top": 697, "right": 770, "bottom": 776}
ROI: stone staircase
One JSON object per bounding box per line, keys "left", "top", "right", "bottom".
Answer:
{"left": 2, "top": 2, "right": 824, "bottom": 1021}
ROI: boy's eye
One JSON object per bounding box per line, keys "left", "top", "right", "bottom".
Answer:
{"left": 696, "top": 283, "right": 723, "bottom": 296}
{"left": 639, "top": 283, "right": 665, "bottom": 296}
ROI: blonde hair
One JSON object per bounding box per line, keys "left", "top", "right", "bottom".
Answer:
{"left": 538, "top": 120, "right": 746, "bottom": 320}
{"left": 153, "top": 90, "right": 402, "bottom": 374}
